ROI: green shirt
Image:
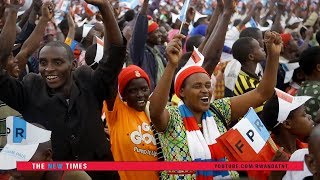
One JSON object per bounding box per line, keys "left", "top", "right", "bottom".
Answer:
{"left": 297, "top": 81, "right": 320, "bottom": 119}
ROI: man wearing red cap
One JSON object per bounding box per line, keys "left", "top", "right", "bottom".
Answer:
{"left": 275, "top": 33, "right": 300, "bottom": 91}
{"left": 129, "top": 0, "right": 166, "bottom": 91}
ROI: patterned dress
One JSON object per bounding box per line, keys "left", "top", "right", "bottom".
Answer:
{"left": 297, "top": 81, "right": 320, "bottom": 119}
{"left": 159, "top": 98, "right": 239, "bottom": 179}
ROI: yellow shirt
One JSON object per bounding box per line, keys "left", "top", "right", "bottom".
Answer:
{"left": 103, "top": 95, "right": 158, "bottom": 180}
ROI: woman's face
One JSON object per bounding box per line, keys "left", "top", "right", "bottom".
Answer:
{"left": 180, "top": 73, "right": 212, "bottom": 113}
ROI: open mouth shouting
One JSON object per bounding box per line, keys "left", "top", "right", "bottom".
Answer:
{"left": 137, "top": 100, "right": 146, "bottom": 107}
{"left": 200, "top": 96, "right": 210, "bottom": 103}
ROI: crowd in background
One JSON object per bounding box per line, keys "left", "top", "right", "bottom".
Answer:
{"left": 1, "top": 0, "right": 320, "bottom": 179}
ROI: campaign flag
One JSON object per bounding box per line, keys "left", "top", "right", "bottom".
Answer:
{"left": 179, "top": 0, "right": 191, "bottom": 22}
{"left": 82, "top": 24, "right": 94, "bottom": 38}
{"left": 281, "top": 62, "right": 300, "bottom": 83}
{"left": 94, "top": 36, "right": 104, "bottom": 63}
{"left": 83, "top": 1, "right": 99, "bottom": 16}
{"left": 60, "top": 0, "right": 71, "bottom": 13}
{"left": 232, "top": 108, "right": 270, "bottom": 153}
{"left": 65, "top": 37, "right": 79, "bottom": 51}
{"left": 6, "top": 116, "right": 51, "bottom": 145}
{"left": 217, "top": 108, "right": 273, "bottom": 159}
{"left": 185, "top": 47, "right": 204, "bottom": 66}
{"left": 216, "top": 108, "right": 275, "bottom": 180}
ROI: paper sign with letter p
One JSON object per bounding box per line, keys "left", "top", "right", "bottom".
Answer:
{"left": 233, "top": 108, "right": 270, "bottom": 154}
{"left": 6, "top": 116, "right": 51, "bottom": 145}
{"left": 225, "top": 129, "right": 257, "bottom": 161}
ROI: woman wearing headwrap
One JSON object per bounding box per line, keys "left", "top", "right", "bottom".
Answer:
{"left": 149, "top": 30, "right": 283, "bottom": 179}
{"left": 102, "top": 65, "right": 159, "bottom": 180}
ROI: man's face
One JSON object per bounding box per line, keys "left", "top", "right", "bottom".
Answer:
{"left": 84, "top": 26, "right": 103, "bottom": 47}
{"left": 285, "top": 40, "right": 299, "bottom": 61}
{"left": 38, "top": 46, "right": 74, "bottom": 90}
{"left": 147, "top": 28, "right": 161, "bottom": 46}
{"left": 159, "top": 27, "right": 168, "bottom": 44}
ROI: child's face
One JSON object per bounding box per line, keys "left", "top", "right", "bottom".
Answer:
{"left": 286, "top": 105, "right": 314, "bottom": 142}
{"left": 250, "top": 40, "right": 266, "bottom": 62}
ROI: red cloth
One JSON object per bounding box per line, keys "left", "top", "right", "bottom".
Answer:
{"left": 174, "top": 66, "right": 209, "bottom": 98}
{"left": 148, "top": 20, "right": 159, "bottom": 33}
{"left": 280, "top": 33, "right": 292, "bottom": 47}
{"left": 118, "top": 65, "right": 150, "bottom": 98}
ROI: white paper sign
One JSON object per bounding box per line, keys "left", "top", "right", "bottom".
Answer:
{"left": 185, "top": 47, "right": 204, "bottom": 66}
{"left": 283, "top": 62, "right": 300, "bottom": 83}
{"left": 82, "top": 24, "right": 94, "bottom": 38}
{"left": 94, "top": 36, "right": 104, "bottom": 63}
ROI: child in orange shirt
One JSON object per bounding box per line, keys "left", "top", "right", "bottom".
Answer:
{"left": 103, "top": 65, "right": 159, "bottom": 180}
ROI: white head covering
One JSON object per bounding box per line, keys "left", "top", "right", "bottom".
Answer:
{"left": 274, "top": 88, "right": 311, "bottom": 128}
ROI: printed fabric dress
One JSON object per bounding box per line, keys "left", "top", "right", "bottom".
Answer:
{"left": 159, "top": 98, "right": 239, "bottom": 179}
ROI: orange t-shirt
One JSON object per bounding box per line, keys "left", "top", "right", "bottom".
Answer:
{"left": 103, "top": 95, "right": 158, "bottom": 180}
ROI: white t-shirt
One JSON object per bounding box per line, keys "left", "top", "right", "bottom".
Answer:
{"left": 283, "top": 148, "right": 312, "bottom": 180}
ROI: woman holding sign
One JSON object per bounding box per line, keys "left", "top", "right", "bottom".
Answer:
{"left": 149, "top": 11, "right": 283, "bottom": 180}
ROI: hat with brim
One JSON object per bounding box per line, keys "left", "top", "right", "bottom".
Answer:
{"left": 274, "top": 88, "right": 311, "bottom": 128}
{"left": 0, "top": 143, "right": 38, "bottom": 170}
{"left": 287, "top": 16, "right": 303, "bottom": 26}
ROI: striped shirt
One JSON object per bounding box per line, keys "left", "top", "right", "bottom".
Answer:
{"left": 234, "top": 70, "right": 264, "bottom": 114}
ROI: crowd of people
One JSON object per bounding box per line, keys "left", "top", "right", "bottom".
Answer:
{"left": 1, "top": 0, "right": 320, "bottom": 179}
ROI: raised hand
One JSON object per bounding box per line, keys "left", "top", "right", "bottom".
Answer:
{"left": 6, "top": 0, "right": 21, "bottom": 11}
{"left": 66, "top": 12, "right": 75, "bottom": 29}
{"left": 41, "top": 1, "right": 54, "bottom": 21}
{"left": 264, "top": 31, "right": 282, "bottom": 59}
{"left": 216, "top": 0, "right": 224, "bottom": 12}
{"left": 166, "top": 34, "right": 185, "bottom": 67}
{"left": 256, "top": 1, "right": 263, "bottom": 10}
{"left": 305, "top": 27, "right": 314, "bottom": 39}
{"left": 33, "top": 0, "right": 43, "bottom": 13}
{"left": 186, "top": 7, "right": 195, "bottom": 23}
{"left": 223, "top": 0, "right": 236, "bottom": 14}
